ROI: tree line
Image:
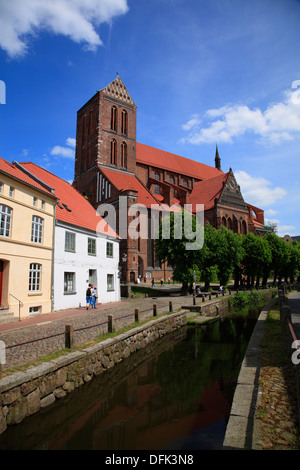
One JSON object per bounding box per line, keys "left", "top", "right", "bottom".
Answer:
{"left": 155, "top": 210, "right": 300, "bottom": 293}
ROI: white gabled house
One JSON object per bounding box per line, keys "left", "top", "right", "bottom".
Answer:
{"left": 19, "top": 163, "right": 120, "bottom": 310}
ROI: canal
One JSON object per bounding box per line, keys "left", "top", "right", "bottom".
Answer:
{"left": 0, "top": 307, "right": 261, "bottom": 450}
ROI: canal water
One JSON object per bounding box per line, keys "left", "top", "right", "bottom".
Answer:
{"left": 0, "top": 307, "right": 260, "bottom": 451}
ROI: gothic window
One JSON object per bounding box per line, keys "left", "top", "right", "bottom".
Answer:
{"left": 227, "top": 218, "right": 232, "bottom": 231}
{"left": 121, "top": 109, "right": 127, "bottom": 135}
{"left": 169, "top": 175, "right": 175, "bottom": 184}
{"left": 154, "top": 184, "right": 160, "bottom": 194}
{"left": 154, "top": 172, "right": 160, "bottom": 180}
{"left": 222, "top": 217, "right": 227, "bottom": 227}
{"left": 121, "top": 142, "right": 127, "bottom": 168}
{"left": 242, "top": 220, "right": 247, "bottom": 235}
{"left": 111, "top": 139, "right": 117, "bottom": 165}
{"left": 111, "top": 106, "right": 117, "bottom": 132}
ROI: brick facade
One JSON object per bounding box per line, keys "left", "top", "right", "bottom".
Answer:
{"left": 73, "top": 77, "right": 268, "bottom": 283}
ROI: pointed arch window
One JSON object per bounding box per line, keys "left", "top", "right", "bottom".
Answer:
{"left": 111, "top": 139, "right": 117, "bottom": 166}
{"left": 121, "top": 142, "right": 127, "bottom": 169}
{"left": 121, "top": 109, "right": 127, "bottom": 135}
{"left": 111, "top": 106, "right": 117, "bottom": 132}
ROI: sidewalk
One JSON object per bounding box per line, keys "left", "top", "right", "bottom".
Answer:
{"left": 0, "top": 290, "right": 190, "bottom": 368}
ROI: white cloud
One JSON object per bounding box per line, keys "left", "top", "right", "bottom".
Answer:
{"left": 235, "top": 170, "right": 287, "bottom": 206}
{"left": 181, "top": 88, "right": 300, "bottom": 146}
{"left": 50, "top": 137, "right": 75, "bottom": 159}
{"left": 0, "top": 0, "right": 129, "bottom": 57}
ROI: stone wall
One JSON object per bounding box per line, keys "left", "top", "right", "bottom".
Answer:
{"left": 0, "top": 310, "right": 187, "bottom": 435}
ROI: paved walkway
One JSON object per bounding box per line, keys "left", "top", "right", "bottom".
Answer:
{"left": 0, "top": 288, "right": 192, "bottom": 369}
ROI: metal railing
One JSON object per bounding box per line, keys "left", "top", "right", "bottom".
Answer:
{"left": 9, "top": 294, "right": 23, "bottom": 321}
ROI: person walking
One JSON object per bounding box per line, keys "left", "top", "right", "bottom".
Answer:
{"left": 92, "top": 285, "right": 98, "bottom": 308}
{"left": 86, "top": 284, "right": 92, "bottom": 310}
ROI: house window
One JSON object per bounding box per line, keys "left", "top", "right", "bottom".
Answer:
{"left": 169, "top": 175, "right": 175, "bottom": 184}
{"left": 33, "top": 197, "right": 38, "bottom": 207}
{"left": 41, "top": 200, "right": 45, "bottom": 210}
{"left": 121, "top": 142, "right": 127, "bottom": 168}
{"left": 110, "top": 139, "right": 117, "bottom": 165}
{"left": 107, "top": 274, "right": 114, "bottom": 291}
{"left": 111, "top": 106, "right": 117, "bottom": 131}
{"left": 121, "top": 109, "right": 127, "bottom": 135}
{"left": 31, "top": 216, "right": 43, "bottom": 244}
{"left": 106, "top": 241, "right": 114, "bottom": 257}
{"left": 64, "top": 272, "right": 76, "bottom": 293}
{"left": 0, "top": 204, "right": 12, "bottom": 237}
{"left": 88, "top": 238, "right": 96, "bottom": 256}
{"left": 0, "top": 182, "right": 3, "bottom": 194}
{"left": 29, "top": 306, "right": 41, "bottom": 316}
{"left": 29, "top": 263, "right": 41, "bottom": 291}
{"left": 9, "top": 186, "right": 15, "bottom": 198}
{"left": 154, "top": 172, "right": 160, "bottom": 180}
{"left": 65, "top": 231, "right": 76, "bottom": 252}
{"left": 182, "top": 179, "right": 188, "bottom": 187}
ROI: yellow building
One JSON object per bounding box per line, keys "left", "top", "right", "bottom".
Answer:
{"left": 0, "top": 158, "right": 56, "bottom": 319}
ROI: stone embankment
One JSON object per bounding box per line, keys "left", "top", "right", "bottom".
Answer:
{"left": 0, "top": 310, "right": 186, "bottom": 435}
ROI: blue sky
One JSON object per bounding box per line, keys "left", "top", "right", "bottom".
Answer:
{"left": 0, "top": 0, "right": 300, "bottom": 237}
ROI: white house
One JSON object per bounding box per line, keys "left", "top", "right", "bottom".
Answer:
{"left": 18, "top": 163, "right": 120, "bottom": 310}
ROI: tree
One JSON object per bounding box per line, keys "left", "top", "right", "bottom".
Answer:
{"left": 264, "top": 233, "right": 288, "bottom": 285}
{"left": 214, "top": 227, "right": 244, "bottom": 288}
{"left": 242, "top": 233, "right": 272, "bottom": 287}
{"left": 155, "top": 209, "right": 203, "bottom": 293}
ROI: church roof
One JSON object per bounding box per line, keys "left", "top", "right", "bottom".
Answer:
{"left": 136, "top": 142, "right": 222, "bottom": 181}
{"left": 19, "top": 162, "right": 118, "bottom": 238}
{"left": 100, "top": 167, "right": 159, "bottom": 208}
{"left": 188, "top": 171, "right": 230, "bottom": 210}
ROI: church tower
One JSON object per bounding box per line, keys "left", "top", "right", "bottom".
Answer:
{"left": 73, "top": 76, "right": 137, "bottom": 207}
{"left": 214, "top": 144, "right": 221, "bottom": 171}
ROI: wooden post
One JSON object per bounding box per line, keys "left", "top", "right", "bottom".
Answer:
{"left": 135, "top": 308, "right": 140, "bottom": 322}
{"left": 169, "top": 301, "right": 173, "bottom": 312}
{"left": 65, "top": 324, "right": 74, "bottom": 349}
{"left": 108, "top": 314, "right": 114, "bottom": 333}
{"left": 153, "top": 304, "right": 157, "bottom": 317}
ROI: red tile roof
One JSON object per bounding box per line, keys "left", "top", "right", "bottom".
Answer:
{"left": 0, "top": 157, "right": 55, "bottom": 197}
{"left": 100, "top": 167, "right": 160, "bottom": 208}
{"left": 136, "top": 142, "right": 222, "bottom": 180}
{"left": 188, "top": 171, "right": 230, "bottom": 211}
{"left": 20, "top": 163, "right": 118, "bottom": 238}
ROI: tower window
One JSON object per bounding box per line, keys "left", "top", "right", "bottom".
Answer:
{"left": 154, "top": 172, "right": 160, "bottom": 180}
{"left": 111, "top": 139, "right": 117, "bottom": 165}
{"left": 121, "top": 142, "right": 127, "bottom": 168}
{"left": 111, "top": 106, "right": 117, "bottom": 132}
{"left": 121, "top": 109, "right": 127, "bottom": 135}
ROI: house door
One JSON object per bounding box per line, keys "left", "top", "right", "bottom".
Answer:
{"left": 0, "top": 261, "right": 3, "bottom": 306}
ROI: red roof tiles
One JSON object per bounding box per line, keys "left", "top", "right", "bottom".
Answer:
{"left": 100, "top": 167, "right": 160, "bottom": 208}
{"left": 188, "top": 172, "right": 230, "bottom": 210}
{"left": 20, "top": 162, "right": 118, "bottom": 238}
{"left": 136, "top": 142, "right": 222, "bottom": 181}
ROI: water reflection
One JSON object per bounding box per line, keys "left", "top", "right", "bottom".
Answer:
{"left": 0, "top": 310, "right": 259, "bottom": 450}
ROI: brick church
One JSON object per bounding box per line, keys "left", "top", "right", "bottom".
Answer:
{"left": 73, "top": 76, "right": 268, "bottom": 283}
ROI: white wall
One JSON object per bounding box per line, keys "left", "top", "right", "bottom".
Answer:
{"left": 53, "top": 223, "right": 120, "bottom": 310}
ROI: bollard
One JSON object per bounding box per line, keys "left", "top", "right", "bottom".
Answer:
{"left": 202, "top": 295, "right": 205, "bottom": 303}
{"left": 135, "top": 308, "right": 140, "bottom": 322}
{"left": 209, "top": 293, "right": 211, "bottom": 300}
{"left": 169, "top": 301, "right": 173, "bottom": 312}
{"left": 108, "top": 314, "right": 114, "bottom": 333}
{"left": 193, "top": 296, "right": 196, "bottom": 305}
{"left": 153, "top": 304, "right": 157, "bottom": 317}
{"left": 65, "top": 324, "right": 74, "bottom": 349}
